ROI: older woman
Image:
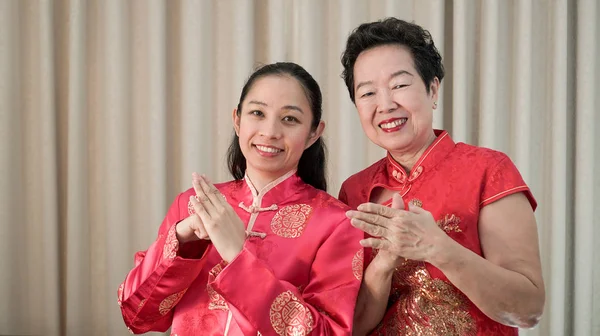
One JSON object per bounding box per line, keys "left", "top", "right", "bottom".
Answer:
{"left": 339, "top": 18, "right": 545, "bottom": 335}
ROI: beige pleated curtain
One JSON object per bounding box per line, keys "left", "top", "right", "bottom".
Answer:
{"left": 0, "top": 0, "right": 598, "bottom": 335}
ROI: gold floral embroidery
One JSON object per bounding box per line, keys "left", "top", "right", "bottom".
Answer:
{"left": 352, "top": 249, "right": 364, "bottom": 280}
{"left": 188, "top": 196, "right": 199, "bottom": 215}
{"left": 117, "top": 283, "right": 124, "bottom": 307}
{"left": 436, "top": 214, "right": 462, "bottom": 233}
{"left": 409, "top": 198, "right": 423, "bottom": 207}
{"left": 207, "top": 261, "right": 229, "bottom": 311}
{"left": 270, "top": 204, "right": 313, "bottom": 238}
{"left": 158, "top": 289, "right": 187, "bottom": 315}
{"left": 163, "top": 224, "right": 179, "bottom": 259}
{"left": 138, "top": 299, "right": 146, "bottom": 311}
{"left": 374, "top": 261, "right": 475, "bottom": 335}
{"left": 270, "top": 291, "right": 314, "bottom": 336}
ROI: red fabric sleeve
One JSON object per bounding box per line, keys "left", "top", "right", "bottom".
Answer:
{"left": 480, "top": 154, "right": 537, "bottom": 210}
{"left": 118, "top": 193, "right": 211, "bottom": 334}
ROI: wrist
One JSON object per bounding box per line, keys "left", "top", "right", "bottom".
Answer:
{"left": 368, "top": 255, "right": 397, "bottom": 280}
{"left": 428, "top": 235, "right": 462, "bottom": 269}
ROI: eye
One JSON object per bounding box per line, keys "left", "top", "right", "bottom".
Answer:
{"left": 282, "top": 116, "right": 299, "bottom": 123}
{"left": 360, "top": 91, "right": 375, "bottom": 98}
{"left": 249, "top": 110, "right": 264, "bottom": 117}
{"left": 392, "top": 84, "right": 409, "bottom": 89}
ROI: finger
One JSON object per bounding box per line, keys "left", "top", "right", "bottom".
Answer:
{"left": 391, "top": 193, "right": 405, "bottom": 210}
{"left": 194, "top": 229, "right": 210, "bottom": 240}
{"left": 359, "top": 237, "right": 391, "bottom": 250}
{"left": 199, "top": 175, "right": 227, "bottom": 209}
{"left": 408, "top": 202, "right": 426, "bottom": 214}
{"left": 190, "top": 195, "right": 212, "bottom": 224}
{"left": 192, "top": 174, "right": 216, "bottom": 214}
{"left": 190, "top": 214, "right": 209, "bottom": 239}
{"left": 346, "top": 210, "right": 388, "bottom": 227}
{"left": 197, "top": 174, "right": 223, "bottom": 211}
{"left": 356, "top": 203, "right": 400, "bottom": 218}
{"left": 350, "top": 218, "right": 388, "bottom": 238}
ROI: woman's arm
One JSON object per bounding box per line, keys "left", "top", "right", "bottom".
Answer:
{"left": 430, "top": 192, "right": 545, "bottom": 328}
{"left": 119, "top": 193, "right": 210, "bottom": 334}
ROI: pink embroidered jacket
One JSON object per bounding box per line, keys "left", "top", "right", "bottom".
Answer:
{"left": 339, "top": 130, "right": 537, "bottom": 336}
{"left": 118, "top": 172, "right": 364, "bottom": 335}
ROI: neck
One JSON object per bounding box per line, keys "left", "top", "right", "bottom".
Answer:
{"left": 389, "top": 130, "right": 437, "bottom": 173}
{"left": 245, "top": 169, "right": 295, "bottom": 193}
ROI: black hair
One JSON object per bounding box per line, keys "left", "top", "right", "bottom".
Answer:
{"left": 226, "top": 62, "right": 327, "bottom": 191}
{"left": 341, "top": 17, "right": 445, "bottom": 102}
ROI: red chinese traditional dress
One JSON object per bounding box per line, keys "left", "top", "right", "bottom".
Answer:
{"left": 119, "top": 171, "right": 364, "bottom": 335}
{"left": 339, "top": 130, "right": 536, "bottom": 336}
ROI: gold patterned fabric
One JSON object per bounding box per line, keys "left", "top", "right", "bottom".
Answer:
{"left": 159, "top": 289, "right": 187, "bottom": 316}
{"left": 270, "top": 291, "right": 314, "bottom": 336}
{"left": 270, "top": 204, "right": 313, "bottom": 238}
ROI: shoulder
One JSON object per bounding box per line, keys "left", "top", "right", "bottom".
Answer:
{"left": 452, "top": 143, "right": 512, "bottom": 170}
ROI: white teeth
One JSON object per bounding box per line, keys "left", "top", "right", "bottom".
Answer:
{"left": 380, "top": 118, "right": 407, "bottom": 129}
{"left": 256, "top": 145, "right": 282, "bottom": 153}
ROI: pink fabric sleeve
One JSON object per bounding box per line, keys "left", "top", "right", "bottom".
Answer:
{"left": 118, "top": 193, "right": 211, "bottom": 334}
{"left": 210, "top": 218, "right": 363, "bottom": 335}
{"left": 480, "top": 154, "right": 537, "bottom": 210}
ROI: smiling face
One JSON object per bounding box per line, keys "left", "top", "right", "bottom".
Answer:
{"left": 353, "top": 44, "right": 438, "bottom": 157}
{"left": 233, "top": 75, "right": 324, "bottom": 183}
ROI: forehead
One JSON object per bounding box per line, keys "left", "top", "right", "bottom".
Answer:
{"left": 244, "top": 75, "right": 311, "bottom": 108}
{"left": 353, "top": 44, "right": 416, "bottom": 82}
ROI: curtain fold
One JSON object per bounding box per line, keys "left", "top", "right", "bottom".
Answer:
{"left": 0, "top": 1, "right": 597, "bottom": 335}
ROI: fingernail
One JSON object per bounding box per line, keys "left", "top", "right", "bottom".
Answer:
{"left": 345, "top": 210, "right": 354, "bottom": 217}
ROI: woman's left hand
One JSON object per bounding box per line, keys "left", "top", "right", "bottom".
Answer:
{"left": 189, "top": 172, "right": 247, "bottom": 262}
{"left": 346, "top": 200, "right": 450, "bottom": 263}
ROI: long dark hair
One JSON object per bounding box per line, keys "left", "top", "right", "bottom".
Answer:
{"left": 226, "top": 62, "right": 327, "bottom": 191}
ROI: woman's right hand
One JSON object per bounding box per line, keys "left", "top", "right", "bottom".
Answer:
{"left": 176, "top": 199, "right": 209, "bottom": 244}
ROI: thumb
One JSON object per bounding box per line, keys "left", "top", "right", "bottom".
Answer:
{"left": 391, "top": 193, "right": 405, "bottom": 210}
{"left": 408, "top": 202, "right": 426, "bottom": 213}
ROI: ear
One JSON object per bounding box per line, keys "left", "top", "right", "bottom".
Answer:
{"left": 429, "top": 77, "right": 440, "bottom": 103}
{"left": 305, "top": 120, "right": 326, "bottom": 149}
{"left": 232, "top": 108, "right": 241, "bottom": 136}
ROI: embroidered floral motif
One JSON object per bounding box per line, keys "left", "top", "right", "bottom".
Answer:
{"left": 270, "top": 204, "right": 313, "bottom": 238}
{"left": 270, "top": 291, "right": 314, "bottom": 336}
{"left": 158, "top": 289, "right": 187, "bottom": 315}
{"left": 188, "top": 196, "right": 199, "bottom": 215}
{"left": 352, "top": 249, "right": 364, "bottom": 280}
{"left": 409, "top": 199, "right": 423, "bottom": 207}
{"left": 117, "top": 283, "right": 124, "bottom": 307}
{"left": 436, "top": 214, "right": 462, "bottom": 233}
{"left": 373, "top": 261, "right": 475, "bottom": 335}
{"left": 163, "top": 224, "right": 179, "bottom": 259}
{"left": 207, "top": 261, "right": 229, "bottom": 311}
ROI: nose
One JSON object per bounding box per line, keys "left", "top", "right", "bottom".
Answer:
{"left": 377, "top": 90, "right": 398, "bottom": 114}
{"left": 259, "top": 118, "right": 283, "bottom": 139}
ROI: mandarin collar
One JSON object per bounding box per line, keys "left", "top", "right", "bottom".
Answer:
{"left": 385, "top": 130, "right": 455, "bottom": 186}
{"left": 242, "top": 170, "right": 306, "bottom": 206}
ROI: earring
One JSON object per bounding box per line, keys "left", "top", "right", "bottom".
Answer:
{"left": 433, "top": 101, "right": 438, "bottom": 109}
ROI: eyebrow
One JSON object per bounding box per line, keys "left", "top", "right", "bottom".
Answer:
{"left": 355, "top": 70, "right": 414, "bottom": 91}
{"left": 247, "top": 100, "right": 304, "bottom": 113}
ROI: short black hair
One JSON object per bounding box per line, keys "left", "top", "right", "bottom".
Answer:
{"left": 341, "top": 17, "right": 445, "bottom": 102}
